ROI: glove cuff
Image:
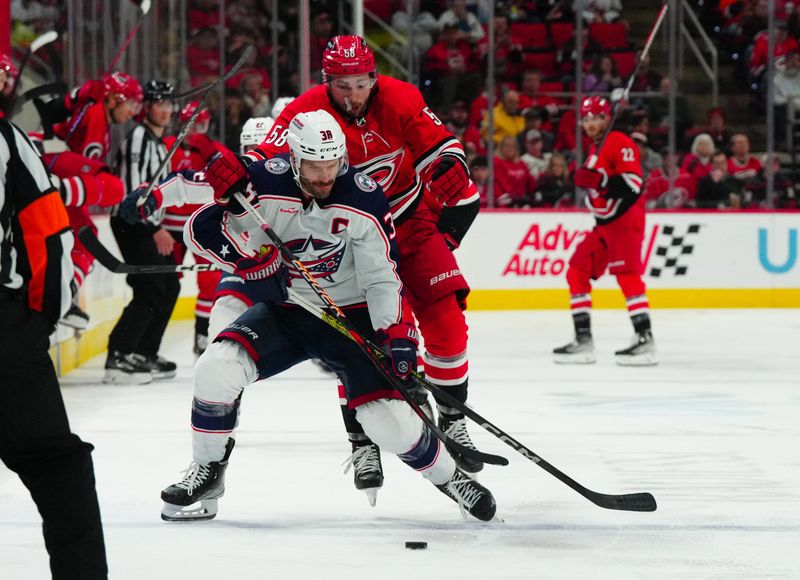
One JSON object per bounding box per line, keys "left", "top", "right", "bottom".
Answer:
{"left": 376, "top": 323, "right": 420, "bottom": 346}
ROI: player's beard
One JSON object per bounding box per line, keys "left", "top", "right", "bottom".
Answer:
{"left": 299, "top": 176, "right": 335, "bottom": 199}
{"left": 343, "top": 97, "right": 366, "bottom": 118}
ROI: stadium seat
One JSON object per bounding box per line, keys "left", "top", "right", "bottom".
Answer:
{"left": 611, "top": 51, "right": 637, "bottom": 77}
{"left": 549, "top": 22, "right": 574, "bottom": 47}
{"left": 511, "top": 23, "right": 549, "bottom": 49}
{"left": 522, "top": 52, "right": 558, "bottom": 77}
{"left": 539, "top": 81, "right": 564, "bottom": 94}
{"left": 364, "top": 0, "right": 394, "bottom": 22}
{"left": 588, "top": 22, "right": 629, "bottom": 50}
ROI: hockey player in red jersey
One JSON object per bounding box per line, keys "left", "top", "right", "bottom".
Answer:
{"left": 162, "top": 101, "right": 227, "bottom": 355}
{"left": 204, "top": 36, "right": 485, "bottom": 480}
{"left": 44, "top": 72, "right": 143, "bottom": 329}
{"left": 554, "top": 96, "right": 657, "bottom": 366}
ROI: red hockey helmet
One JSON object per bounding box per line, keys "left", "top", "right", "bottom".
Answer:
{"left": 0, "top": 53, "right": 18, "bottom": 78}
{"left": 180, "top": 100, "right": 211, "bottom": 124}
{"left": 322, "top": 35, "right": 376, "bottom": 82}
{"left": 580, "top": 96, "right": 611, "bottom": 119}
{"left": 103, "top": 72, "right": 143, "bottom": 103}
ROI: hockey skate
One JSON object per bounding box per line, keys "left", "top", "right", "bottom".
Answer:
{"left": 615, "top": 330, "right": 657, "bottom": 366}
{"left": 103, "top": 350, "right": 152, "bottom": 385}
{"left": 440, "top": 413, "right": 483, "bottom": 473}
{"left": 343, "top": 440, "right": 383, "bottom": 507}
{"left": 193, "top": 332, "right": 208, "bottom": 356}
{"left": 161, "top": 439, "right": 235, "bottom": 521}
{"left": 59, "top": 302, "right": 90, "bottom": 330}
{"left": 436, "top": 468, "right": 497, "bottom": 521}
{"left": 142, "top": 355, "right": 177, "bottom": 380}
{"left": 553, "top": 334, "right": 596, "bottom": 364}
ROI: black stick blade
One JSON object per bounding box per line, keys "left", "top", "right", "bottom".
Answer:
{"left": 590, "top": 491, "right": 657, "bottom": 512}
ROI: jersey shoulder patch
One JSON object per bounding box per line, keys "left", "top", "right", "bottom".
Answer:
{"left": 354, "top": 171, "right": 377, "bottom": 192}
{"left": 265, "top": 157, "right": 290, "bottom": 175}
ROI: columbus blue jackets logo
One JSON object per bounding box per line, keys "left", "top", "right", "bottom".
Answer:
{"left": 285, "top": 236, "right": 346, "bottom": 281}
{"left": 265, "top": 158, "right": 290, "bottom": 174}
{"left": 354, "top": 172, "right": 377, "bottom": 192}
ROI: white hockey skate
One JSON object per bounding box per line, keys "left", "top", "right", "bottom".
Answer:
{"left": 553, "top": 335, "right": 596, "bottom": 364}
{"left": 161, "top": 439, "right": 234, "bottom": 521}
{"left": 343, "top": 441, "right": 383, "bottom": 507}
{"left": 615, "top": 330, "right": 657, "bottom": 366}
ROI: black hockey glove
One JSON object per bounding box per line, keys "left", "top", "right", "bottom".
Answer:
{"left": 437, "top": 199, "right": 480, "bottom": 250}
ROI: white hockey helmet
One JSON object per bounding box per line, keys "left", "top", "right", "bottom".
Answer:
{"left": 271, "top": 96, "right": 294, "bottom": 119}
{"left": 240, "top": 117, "right": 273, "bottom": 154}
{"left": 287, "top": 109, "right": 348, "bottom": 181}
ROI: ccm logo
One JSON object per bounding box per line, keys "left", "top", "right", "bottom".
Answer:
{"left": 430, "top": 269, "right": 461, "bottom": 285}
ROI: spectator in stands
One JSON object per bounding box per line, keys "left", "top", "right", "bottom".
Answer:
{"left": 684, "top": 107, "right": 730, "bottom": 151}
{"left": 774, "top": 49, "right": 800, "bottom": 146}
{"left": 521, "top": 129, "right": 549, "bottom": 179}
{"left": 226, "top": 0, "right": 269, "bottom": 36}
{"left": 494, "top": 135, "right": 536, "bottom": 207}
{"left": 631, "top": 131, "right": 662, "bottom": 175}
{"left": 555, "top": 26, "right": 601, "bottom": 85}
{"left": 749, "top": 20, "right": 798, "bottom": 90}
{"left": 764, "top": 153, "right": 799, "bottom": 208}
{"left": 630, "top": 51, "right": 662, "bottom": 92}
{"left": 188, "top": 0, "right": 222, "bottom": 34}
{"left": 518, "top": 70, "right": 560, "bottom": 117}
{"left": 575, "top": 0, "right": 622, "bottom": 23}
{"left": 186, "top": 27, "right": 222, "bottom": 85}
{"left": 425, "top": 22, "right": 481, "bottom": 112}
{"left": 310, "top": 12, "right": 335, "bottom": 80}
{"left": 742, "top": 153, "right": 791, "bottom": 207}
{"left": 681, "top": 133, "right": 715, "bottom": 185}
{"left": 517, "top": 107, "right": 554, "bottom": 151}
{"left": 446, "top": 99, "right": 485, "bottom": 158}
{"left": 643, "top": 151, "right": 696, "bottom": 209}
{"left": 469, "top": 155, "right": 491, "bottom": 206}
{"left": 531, "top": 152, "right": 574, "bottom": 207}
{"left": 223, "top": 91, "right": 247, "bottom": 152}
{"left": 477, "top": 15, "right": 522, "bottom": 82}
{"left": 541, "top": 1, "right": 574, "bottom": 22}
{"left": 696, "top": 151, "right": 744, "bottom": 209}
{"left": 727, "top": 133, "right": 762, "bottom": 185}
{"left": 647, "top": 77, "right": 694, "bottom": 145}
{"left": 582, "top": 53, "right": 623, "bottom": 93}
{"left": 391, "top": 0, "right": 440, "bottom": 59}
{"left": 553, "top": 106, "right": 591, "bottom": 158}
{"left": 438, "top": 0, "right": 485, "bottom": 44}
{"left": 240, "top": 72, "right": 271, "bottom": 118}
{"left": 482, "top": 89, "right": 525, "bottom": 145}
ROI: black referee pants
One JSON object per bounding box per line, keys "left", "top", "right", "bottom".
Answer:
{"left": 0, "top": 292, "right": 107, "bottom": 579}
{"left": 108, "top": 217, "right": 180, "bottom": 357}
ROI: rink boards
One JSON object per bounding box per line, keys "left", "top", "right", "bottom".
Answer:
{"left": 460, "top": 209, "right": 800, "bottom": 310}
{"left": 51, "top": 211, "right": 799, "bottom": 375}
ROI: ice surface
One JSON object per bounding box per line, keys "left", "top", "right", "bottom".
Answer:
{"left": 1, "top": 310, "right": 799, "bottom": 579}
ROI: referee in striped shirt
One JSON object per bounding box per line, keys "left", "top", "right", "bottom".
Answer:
{"left": 105, "top": 80, "right": 180, "bottom": 384}
{"left": 0, "top": 66, "right": 107, "bottom": 577}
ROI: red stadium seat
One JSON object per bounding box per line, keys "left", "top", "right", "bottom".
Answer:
{"left": 588, "top": 22, "right": 629, "bottom": 49}
{"left": 364, "top": 0, "right": 394, "bottom": 22}
{"left": 511, "top": 23, "right": 549, "bottom": 49}
{"left": 522, "top": 52, "right": 558, "bottom": 77}
{"left": 549, "top": 22, "right": 574, "bottom": 47}
{"left": 611, "top": 51, "right": 637, "bottom": 77}
{"left": 539, "top": 81, "right": 564, "bottom": 94}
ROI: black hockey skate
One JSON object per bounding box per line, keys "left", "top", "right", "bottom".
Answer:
{"left": 142, "top": 355, "right": 177, "bottom": 380}
{"left": 343, "top": 440, "right": 383, "bottom": 507}
{"left": 161, "top": 439, "right": 235, "bottom": 521}
{"left": 436, "top": 468, "right": 497, "bottom": 521}
{"left": 553, "top": 334, "right": 596, "bottom": 364}
{"left": 615, "top": 330, "right": 657, "bottom": 366}
{"left": 440, "top": 413, "right": 484, "bottom": 473}
{"left": 103, "top": 350, "right": 152, "bottom": 385}
{"left": 59, "top": 302, "right": 90, "bottom": 330}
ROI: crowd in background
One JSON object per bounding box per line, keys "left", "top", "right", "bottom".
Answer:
{"left": 8, "top": 0, "right": 800, "bottom": 210}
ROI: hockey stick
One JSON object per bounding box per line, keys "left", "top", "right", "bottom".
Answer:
{"left": 233, "top": 192, "right": 658, "bottom": 511}
{"left": 232, "top": 193, "right": 508, "bottom": 468}
{"left": 48, "top": 0, "right": 153, "bottom": 172}
{"left": 15, "top": 30, "right": 58, "bottom": 82}
{"left": 78, "top": 226, "right": 219, "bottom": 274}
{"left": 586, "top": 2, "right": 668, "bottom": 169}
{"left": 287, "top": 280, "right": 656, "bottom": 512}
{"left": 137, "top": 45, "right": 256, "bottom": 206}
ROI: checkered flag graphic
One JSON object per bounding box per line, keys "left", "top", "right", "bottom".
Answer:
{"left": 648, "top": 224, "right": 701, "bottom": 278}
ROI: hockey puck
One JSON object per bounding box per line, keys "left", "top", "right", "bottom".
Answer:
{"left": 405, "top": 541, "right": 427, "bottom": 550}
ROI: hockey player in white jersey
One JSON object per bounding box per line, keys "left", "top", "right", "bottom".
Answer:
{"left": 159, "top": 110, "right": 497, "bottom": 522}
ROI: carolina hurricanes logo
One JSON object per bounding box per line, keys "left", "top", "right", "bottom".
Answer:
{"left": 355, "top": 147, "right": 404, "bottom": 191}
{"left": 83, "top": 143, "right": 103, "bottom": 160}
{"left": 284, "top": 236, "right": 347, "bottom": 281}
